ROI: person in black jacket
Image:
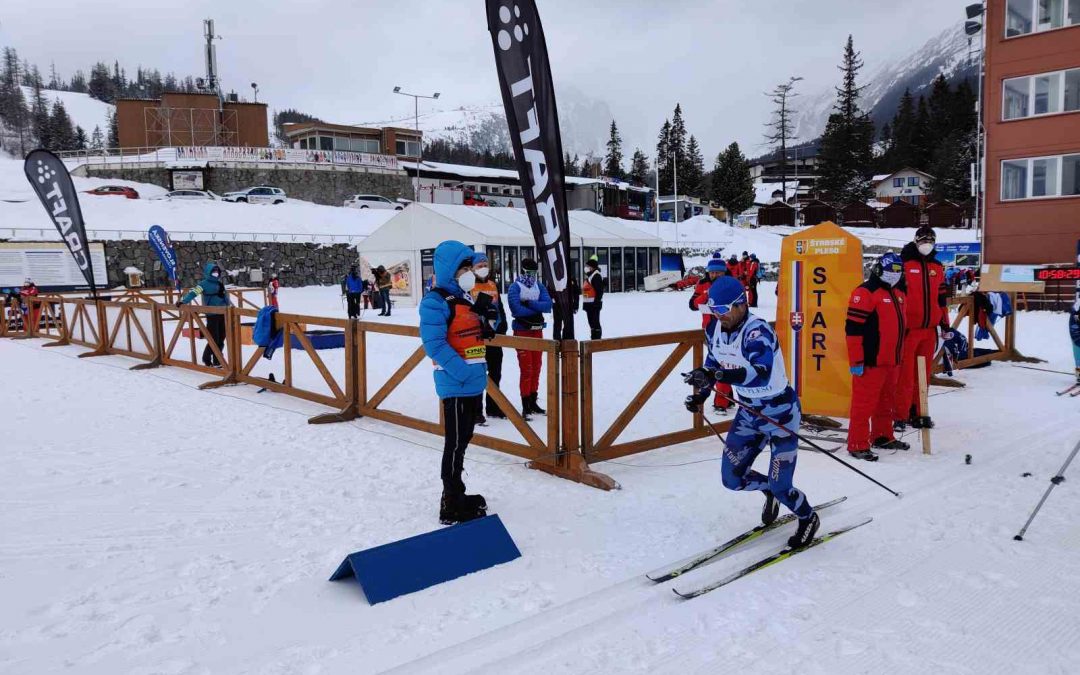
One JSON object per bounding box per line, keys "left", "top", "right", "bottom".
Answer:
{"left": 582, "top": 255, "right": 605, "bottom": 339}
{"left": 548, "top": 275, "right": 580, "bottom": 341}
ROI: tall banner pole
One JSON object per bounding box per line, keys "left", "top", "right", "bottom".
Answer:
{"left": 23, "top": 149, "right": 99, "bottom": 297}
{"left": 485, "top": 0, "right": 574, "bottom": 338}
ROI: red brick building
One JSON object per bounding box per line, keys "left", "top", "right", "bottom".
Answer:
{"left": 116, "top": 92, "right": 269, "bottom": 149}
{"left": 984, "top": 0, "right": 1080, "bottom": 263}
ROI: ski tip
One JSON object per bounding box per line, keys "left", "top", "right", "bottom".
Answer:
{"left": 1013, "top": 534, "right": 1024, "bottom": 541}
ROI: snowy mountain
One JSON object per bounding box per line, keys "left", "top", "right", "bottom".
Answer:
{"left": 358, "top": 85, "right": 614, "bottom": 158}
{"left": 20, "top": 86, "right": 115, "bottom": 137}
{"left": 794, "top": 23, "right": 978, "bottom": 141}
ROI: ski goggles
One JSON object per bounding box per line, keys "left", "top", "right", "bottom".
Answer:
{"left": 703, "top": 293, "right": 746, "bottom": 317}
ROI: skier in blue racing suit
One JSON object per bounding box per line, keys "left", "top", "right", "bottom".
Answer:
{"left": 683, "top": 276, "right": 819, "bottom": 548}
{"left": 1070, "top": 297, "right": 1080, "bottom": 384}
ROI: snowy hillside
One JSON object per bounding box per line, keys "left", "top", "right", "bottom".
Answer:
{"left": 20, "top": 86, "right": 114, "bottom": 137}
{"left": 794, "top": 23, "right": 976, "bottom": 140}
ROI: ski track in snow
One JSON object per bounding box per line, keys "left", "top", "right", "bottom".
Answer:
{"left": 1, "top": 290, "right": 1077, "bottom": 674}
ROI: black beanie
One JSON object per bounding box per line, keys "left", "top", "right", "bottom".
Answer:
{"left": 521, "top": 258, "right": 538, "bottom": 272}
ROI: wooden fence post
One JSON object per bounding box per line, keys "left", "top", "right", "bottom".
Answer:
{"left": 309, "top": 316, "right": 362, "bottom": 424}
{"left": 78, "top": 300, "right": 109, "bottom": 358}
{"left": 130, "top": 302, "right": 164, "bottom": 370}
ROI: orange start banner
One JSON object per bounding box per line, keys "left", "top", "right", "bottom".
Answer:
{"left": 776, "top": 221, "right": 864, "bottom": 418}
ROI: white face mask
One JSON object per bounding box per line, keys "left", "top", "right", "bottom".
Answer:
{"left": 457, "top": 270, "right": 476, "bottom": 292}
{"left": 211, "top": 271, "right": 221, "bottom": 278}
{"left": 917, "top": 243, "right": 934, "bottom": 256}
{"left": 881, "top": 271, "right": 902, "bottom": 287}
{"left": 474, "top": 266, "right": 490, "bottom": 280}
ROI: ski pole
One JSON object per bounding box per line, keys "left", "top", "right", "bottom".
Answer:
{"left": 699, "top": 412, "right": 727, "bottom": 444}
{"left": 1014, "top": 437, "right": 1080, "bottom": 541}
{"left": 711, "top": 388, "right": 902, "bottom": 499}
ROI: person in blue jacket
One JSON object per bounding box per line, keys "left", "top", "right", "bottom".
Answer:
{"left": 177, "top": 262, "right": 231, "bottom": 368}
{"left": 342, "top": 264, "right": 365, "bottom": 319}
{"left": 507, "top": 258, "right": 553, "bottom": 418}
{"left": 419, "top": 240, "right": 491, "bottom": 524}
{"left": 1070, "top": 297, "right": 1080, "bottom": 385}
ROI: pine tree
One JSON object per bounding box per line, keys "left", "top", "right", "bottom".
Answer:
{"left": 815, "top": 36, "right": 875, "bottom": 204}
{"left": 682, "top": 135, "right": 705, "bottom": 197}
{"left": 69, "top": 70, "right": 87, "bottom": 93}
{"left": 47, "top": 99, "right": 76, "bottom": 150}
{"left": 629, "top": 148, "right": 649, "bottom": 186}
{"left": 912, "top": 95, "right": 932, "bottom": 169}
{"left": 885, "top": 88, "right": 917, "bottom": 170}
{"left": 669, "top": 104, "right": 689, "bottom": 185}
{"left": 88, "top": 62, "right": 113, "bottom": 102}
{"left": 656, "top": 119, "right": 673, "bottom": 194}
{"left": 604, "top": 120, "right": 624, "bottom": 180}
{"left": 48, "top": 61, "right": 60, "bottom": 90}
{"left": 0, "top": 47, "right": 31, "bottom": 155}
{"left": 74, "top": 125, "right": 88, "bottom": 150}
{"left": 89, "top": 125, "right": 104, "bottom": 150}
{"left": 580, "top": 157, "right": 592, "bottom": 178}
{"left": 926, "top": 74, "right": 952, "bottom": 149}
{"left": 711, "top": 142, "right": 755, "bottom": 223}
{"left": 30, "top": 81, "right": 50, "bottom": 148}
{"left": 763, "top": 76, "right": 803, "bottom": 197}
{"left": 106, "top": 108, "right": 119, "bottom": 148}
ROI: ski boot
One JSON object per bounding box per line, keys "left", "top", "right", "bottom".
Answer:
{"left": 439, "top": 492, "right": 484, "bottom": 525}
{"left": 873, "top": 437, "right": 910, "bottom": 451}
{"left": 761, "top": 490, "right": 779, "bottom": 526}
{"left": 476, "top": 413, "right": 488, "bottom": 427}
{"left": 787, "top": 511, "right": 820, "bottom": 549}
{"left": 527, "top": 393, "right": 546, "bottom": 416}
{"left": 849, "top": 449, "right": 880, "bottom": 462}
{"left": 463, "top": 492, "right": 487, "bottom": 516}
{"left": 486, "top": 398, "right": 508, "bottom": 419}
{"left": 893, "top": 419, "right": 907, "bottom": 433}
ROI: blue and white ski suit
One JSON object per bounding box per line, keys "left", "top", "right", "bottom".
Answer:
{"left": 704, "top": 314, "right": 813, "bottom": 519}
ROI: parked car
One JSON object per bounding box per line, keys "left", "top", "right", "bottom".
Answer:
{"left": 156, "top": 190, "right": 217, "bottom": 201}
{"left": 222, "top": 186, "right": 287, "bottom": 204}
{"left": 84, "top": 185, "right": 139, "bottom": 199}
{"left": 344, "top": 194, "right": 403, "bottom": 210}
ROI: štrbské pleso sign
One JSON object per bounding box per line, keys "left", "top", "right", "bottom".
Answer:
{"left": 776, "top": 222, "right": 863, "bottom": 418}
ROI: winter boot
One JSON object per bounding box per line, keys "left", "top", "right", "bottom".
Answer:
{"left": 439, "top": 491, "right": 483, "bottom": 525}
{"left": 849, "top": 449, "right": 880, "bottom": 462}
{"left": 873, "top": 437, "right": 911, "bottom": 451}
{"left": 486, "top": 396, "right": 508, "bottom": 419}
{"left": 787, "top": 511, "right": 820, "bottom": 549}
{"left": 463, "top": 492, "right": 487, "bottom": 515}
{"left": 520, "top": 396, "right": 534, "bottom": 421}
{"left": 476, "top": 413, "right": 488, "bottom": 427}
{"left": 527, "top": 393, "right": 546, "bottom": 415}
{"left": 910, "top": 416, "right": 935, "bottom": 429}
{"left": 761, "top": 490, "right": 779, "bottom": 527}
{"left": 893, "top": 419, "right": 908, "bottom": 433}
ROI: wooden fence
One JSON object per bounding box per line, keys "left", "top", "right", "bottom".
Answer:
{"left": 3, "top": 291, "right": 1037, "bottom": 491}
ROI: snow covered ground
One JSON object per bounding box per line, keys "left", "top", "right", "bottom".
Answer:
{"left": 20, "top": 86, "right": 114, "bottom": 138}
{"left": 2, "top": 287, "right": 1078, "bottom": 674}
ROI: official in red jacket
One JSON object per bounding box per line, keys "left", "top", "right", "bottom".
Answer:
{"left": 743, "top": 253, "right": 760, "bottom": 307}
{"left": 845, "top": 253, "right": 909, "bottom": 461}
{"left": 895, "top": 227, "right": 950, "bottom": 430}
{"left": 689, "top": 254, "right": 734, "bottom": 412}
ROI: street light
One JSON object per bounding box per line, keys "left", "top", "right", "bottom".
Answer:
{"left": 964, "top": 2, "right": 986, "bottom": 241}
{"left": 250, "top": 82, "right": 259, "bottom": 103}
{"left": 393, "top": 86, "right": 441, "bottom": 203}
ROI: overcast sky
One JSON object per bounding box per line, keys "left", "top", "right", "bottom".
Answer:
{"left": 0, "top": 0, "right": 970, "bottom": 158}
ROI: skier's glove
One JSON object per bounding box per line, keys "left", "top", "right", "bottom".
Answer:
{"left": 850, "top": 364, "right": 864, "bottom": 376}
{"left": 683, "top": 367, "right": 716, "bottom": 389}
{"left": 684, "top": 388, "right": 711, "bottom": 413}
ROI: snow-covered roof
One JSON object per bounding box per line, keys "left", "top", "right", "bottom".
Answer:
{"left": 872, "top": 174, "right": 891, "bottom": 182}
{"left": 358, "top": 203, "right": 660, "bottom": 253}
{"left": 872, "top": 167, "right": 935, "bottom": 183}
{"left": 753, "top": 182, "right": 798, "bottom": 205}
{"left": 402, "top": 160, "right": 650, "bottom": 192}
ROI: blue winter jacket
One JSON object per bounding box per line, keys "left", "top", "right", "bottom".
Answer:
{"left": 344, "top": 272, "right": 365, "bottom": 294}
{"left": 180, "top": 262, "right": 230, "bottom": 306}
{"left": 1069, "top": 304, "right": 1080, "bottom": 358}
{"left": 419, "top": 241, "right": 487, "bottom": 399}
{"left": 507, "top": 275, "right": 553, "bottom": 331}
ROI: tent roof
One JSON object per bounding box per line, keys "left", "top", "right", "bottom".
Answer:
{"left": 357, "top": 203, "right": 661, "bottom": 253}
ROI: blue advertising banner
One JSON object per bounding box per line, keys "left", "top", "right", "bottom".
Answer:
{"left": 148, "top": 225, "right": 179, "bottom": 290}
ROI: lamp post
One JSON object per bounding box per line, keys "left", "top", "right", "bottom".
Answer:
{"left": 965, "top": 3, "right": 986, "bottom": 239}
{"left": 393, "top": 86, "right": 440, "bottom": 203}
{"left": 250, "top": 82, "right": 259, "bottom": 103}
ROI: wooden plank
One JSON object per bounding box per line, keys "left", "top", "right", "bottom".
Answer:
{"left": 192, "top": 311, "right": 227, "bottom": 368}
{"left": 360, "top": 408, "right": 442, "bottom": 436}
{"left": 593, "top": 341, "right": 692, "bottom": 453}
{"left": 917, "top": 356, "right": 931, "bottom": 455}
{"left": 367, "top": 345, "right": 427, "bottom": 411}
{"left": 546, "top": 348, "right": 558, "bottom": 455}
{"left": 580, "top": 349, "right": 594, "bottom": 456}
{"left": 361, "top": 322, "right": 421, "bottom": 338}
{"left": 485, "top": 378, "right": 545, "bottom": 451}
{"left": 591, "top": 426, "right": 715, "bottom": 462}
{"left": 284, "top": 321, "right": 292, "bottom": 386}
{"left": 292, "top": 328, "right": 345, "bottom": 402}
{"left": 240, "top": 346, "right": 266, "bottom": 376}
{"left": 471, "top": 432, "right": 539, "bottom": 461}
{"left": 585, "top": 329, "right": 703, "bottom": 353}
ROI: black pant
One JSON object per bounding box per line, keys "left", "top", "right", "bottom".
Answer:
{"left": 485, "top": 346, "right": 504, "bottom": 414}
{"left": 584, "top": 301, "right": 603, "bottom": 339}
{"left": 442, "top": 395, "right": 481, "bottom": 494}
{"left": 202, "top": 313, "right": 226, "bottom": 367}
{"left": 346, "top": 292, "right": 362, "bottom": 318}
{"left": 748, "top": 279, "right": 759, "bottom": 308}
{"left": 379, "top": 288, "right": 391, "bottom": 315}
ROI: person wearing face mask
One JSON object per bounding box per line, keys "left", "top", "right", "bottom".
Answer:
{"left": 582, "top": 255, "right": 605, "bottom": 340}
{"left": 177, "top": 262, "right": 231, "bottom": 368}
{"left": 682, "top": 276, "right": 819, "bottom": 549}
{"left": 508, "top": 258, "right": 553, "bottom": 418}
{"left": 419, "top": 240, "right": 490, "bottom": 525}
{"left": 845, "top": 252, "right": 909, "bottom": 461}
{"left": 470, "top": 252, "right": 509, "bottom": 420}
{"left": 895, "top": 226, "right": 950, "bottom": 431}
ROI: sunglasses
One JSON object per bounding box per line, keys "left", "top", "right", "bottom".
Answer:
{"left": 704, "top": 293, "right": 746, "bottom": 317}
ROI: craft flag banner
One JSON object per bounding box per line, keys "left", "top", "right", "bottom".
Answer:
{"left": 486, "top": 0, "right": 574, "bottom": 337}
{"left": 23, "top": 149, "right": 98, "bottom": 295}
{"left": 148, "top": 225, "right": 180, "bottom": 290}
{"left": 776, "top": 221, "right": 864, "bottom": 417}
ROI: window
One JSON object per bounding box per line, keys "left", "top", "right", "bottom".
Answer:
{"left": 624, "top": 248, "right": 636, "bottom": 291}
{"left": 1006, "top": 0, "right": 1079, "bottom": 36}
{"left": 395, "top": 139, "right": 421, "bottom": 156}
{"left": 907, "top": 176, "right": 920, "bottom": 187}
{"left": 319, "top": 136, "right": 333, "bottom": 151}
{"left": 1000, "top": 153, "right": 1080, "bottom": 199}
{"left": 350, "top": 138, "right": 379, "bottom": 153}
{"left": 893, "top": 177, "right": 904, "bottom": 188}
{"left": 636, "top": 248, "right": 648, "bottom": 289}
{"left": 609, "top": 248, "right": 622, "bottom": 292}
{"left": 1002, "top": 68, "right": 1080, "bottom": 120}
